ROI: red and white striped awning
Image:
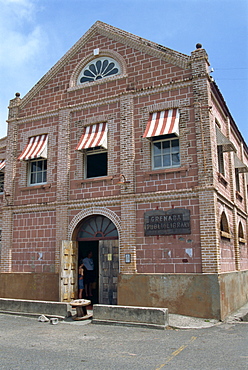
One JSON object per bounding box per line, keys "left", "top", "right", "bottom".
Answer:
{"left": 0, "top": 160, "right": 6, "bottom": 170}
{"left": 18, "top": 134, "right": 48, "bottom": 161}
{"left": 143, "top": 108, "right": 180, "bottom": 138}
{"left": 76, "top": 122, "right": 108, "bottom": 150}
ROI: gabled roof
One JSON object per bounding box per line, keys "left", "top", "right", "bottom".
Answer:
{"left": 19, "top": 21, "right": 191, "bottom": 109}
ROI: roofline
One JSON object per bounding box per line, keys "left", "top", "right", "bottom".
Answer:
{"left": 18, "top": 21, "right": 191, "bottom": 109}
{"left": 211, "top": 80, "right": 248, "bottom": 154}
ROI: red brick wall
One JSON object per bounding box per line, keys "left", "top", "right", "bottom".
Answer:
{"left": 12, "top": 211, "right": 56, "bottom": 272}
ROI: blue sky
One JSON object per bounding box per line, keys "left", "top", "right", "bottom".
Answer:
{"left": 0, "top": 0, "right": 247, "bottom": 142}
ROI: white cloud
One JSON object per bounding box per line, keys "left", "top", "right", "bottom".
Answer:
{"left": 0, "top": 0, "right": 35, "bottom": 21}
{"left": 0, "top": 0, "right": 47, "bottom": 137}
{"left": 0, "top": 0, "right": 44, "bottom": 66}
{"left": 1, "top": 27, "right": 43, "bottom": 67}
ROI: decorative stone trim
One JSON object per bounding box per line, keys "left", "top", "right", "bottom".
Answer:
{"left": 145, "top": 99, "right": 189, "bottom": 114}
{"left": 97, "top": 21, "right": 190, "bottom": 69}
{"left": 68, "top": 206, "right": 121, "bottom": 241}
{"left": 69, "top": 49, "right": 127, "bottom": 90}
{"left": 144, "top": 165, "right": 189, "bottom": 177}
{"left": 220, "top": 231, "right": 232, "bottom": 239}
{"left": 239, "top": 237, "right": 246, "bottom": 244}
{"left": 20, "top": 184, "right": 51, "bottom": 191}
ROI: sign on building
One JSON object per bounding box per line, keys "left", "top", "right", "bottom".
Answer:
{"left": 144, "top": 208, "right": 191, "bottom": 236}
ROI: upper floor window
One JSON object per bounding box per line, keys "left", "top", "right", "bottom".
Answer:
{"left": 29, "top": 159, "right": 47, "bottom": 185}
{"left": 215, "top": 126, "right": 236, "bottom": 177}
{"left": 217, "top": 145, "right": 225, "bottom": 175}
{"left": 85, "top": 147, "right": 107, "bottom": 178}
{"left": 77, "top": 57, "right": 120, "bottom": 84}
{"left": 76, "top": 122, "right": 108, "bottom": 179}
{"left": 143, "top": 108, "right": 180, "bottom": 170}
{"left": 235, "top": 168, "right": 240, "bottom": 193}
{"left": 0, "top": 160, "right": 5, "bottom": 193}
{"left": 18, "top": 134, "right": 48, "bottom": 186}
{"left": 234, "top": 154, "right": 248, "bottom": 194}
{"left": 0, "top": 172, "right": 4, "bottom": 193}
{"left": 152, "top": 136, "right": 180, "bottom": 169}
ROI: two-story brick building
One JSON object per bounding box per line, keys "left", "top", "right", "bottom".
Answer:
{"left": 0, "top": 21, "right": 247, "bottom": 319}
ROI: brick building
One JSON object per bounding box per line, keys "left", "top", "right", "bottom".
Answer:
{"left": 0, "top": 22, "right": 247, "bottom": 319}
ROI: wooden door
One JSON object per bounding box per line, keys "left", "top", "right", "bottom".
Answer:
{"left": 99, "top": 240, "right": 119, "bottom": 305}
{"left": 60, "top": 240, "right": 77, "bottom": 302}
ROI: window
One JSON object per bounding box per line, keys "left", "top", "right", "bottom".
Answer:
{"left": 0, "top": 172, "right": 4, "bottom": 193}
{"left": 143, "top": 109, "right": 180, "bottom": 170}
{"left": 217, "top": 145, "right": 225, "bottom": 175}
{"left": 76, "top": 122, "right": 108, "bottom": 179}
{"left": 29, "top": 159, "right": 47, "bottom": 185}
{"left": 238, "top": 222, "right": 245, "bottom": 244}
{"left": 220, "top": 211, "right": 231, "bottom": 239}
{"left": 18, "top": 134, "right": 48, "bottom": 186}
{"left": 85, "top": 148, "right": 107, "bottom": 179}
{"left": 77, "top": 57, "right": 120, "bottom": 84}
{"left": 152, "top": 136, "right": 180, "bottom": 169}
{"left": 235, "top": 168, "right": 240, "bottom": 193}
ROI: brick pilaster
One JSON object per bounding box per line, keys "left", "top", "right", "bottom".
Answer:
{"left": 55, "top": 205, "right": 69, "bottom": 273}
{"left": 56, "top": 109, "right": 71, "bottom": 202}
{"left": 119, "top": 94, "right": 136, "bottom": 272}
{"left": 120, "top": 199, "right": 137, "bottom": 273}
{"left": 119, "top": 94, "right": 135, "bottom": 194}
{"left": 199, "top": 190, "right": 220, "bottom": 273}
{"left": 0, "top": 209, "right": 13, "bottom": 272}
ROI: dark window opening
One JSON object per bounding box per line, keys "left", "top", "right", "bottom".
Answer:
{"left": 217, "top": 145, "right": 225, "bottom": 175}
{"left": 235, "top": 168, "right": 240, "bottom": 193}
{"left": 0, "top": 172, "right": 4, "bottom": 192}
{"left": 86, "top": 151, "right": 107, "bottom": 178}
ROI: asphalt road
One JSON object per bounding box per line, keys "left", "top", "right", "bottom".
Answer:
{"left": 0, "top": 314, "right": 247, "bottom": 370}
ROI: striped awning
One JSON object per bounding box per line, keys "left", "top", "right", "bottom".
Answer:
{"left": 76, "top": 122, "right": 108, "bottom": 150}
{"left": 0, "top": 160, "right": 6, "bottom": 171}
{"left": 143, "top": 108, "right": 180, "bottom": 138}
{"left": 18, "top": 134, "right": 48, "bottom": 161}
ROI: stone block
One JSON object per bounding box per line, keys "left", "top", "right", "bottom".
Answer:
{"left": 92, "top": 304, "right": 168, "bottom": 329}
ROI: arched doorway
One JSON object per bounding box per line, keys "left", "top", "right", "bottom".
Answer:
{"left": 77, "top": 215, "right": 119, "bottom": 305}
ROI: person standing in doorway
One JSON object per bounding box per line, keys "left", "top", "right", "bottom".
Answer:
{"left": 83, "top": 251, "right": 94, "bottom": 297}
{"left": 78, "top": 260, "right": 84, "bottom": 299}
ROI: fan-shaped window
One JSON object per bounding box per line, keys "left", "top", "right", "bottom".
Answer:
{"left": 77, "top": 57, "right": 120, "bottom": 84}
{"left": 77, "top": 215, "right": 118, "bottom": 240}
{"left": 238, "top": 222, "right": 246, "bottom": 244}
{"left": 220, "top": 212, "right": 231, "bottom": 239}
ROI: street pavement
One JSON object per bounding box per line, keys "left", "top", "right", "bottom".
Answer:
{"left": 0, "top": 306, "right": 248, "bottom": 369}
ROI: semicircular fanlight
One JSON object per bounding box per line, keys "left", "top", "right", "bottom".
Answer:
{"left": 77, "top": 215, "right": 118, "bottom": 240}
{"left": 78, "top": 57, "right": 120, "bottom": 84}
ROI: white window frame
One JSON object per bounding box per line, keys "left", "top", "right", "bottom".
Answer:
{"left": 28, "top": 159, "right": 47, "bottom": 186}
{"left": 152, "top": 136, "right": 180, "bottom": 170}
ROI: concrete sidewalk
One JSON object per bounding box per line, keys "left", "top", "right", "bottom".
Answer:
{"left": 169, "top": 302, "right": 248, "bottom": 329}
{"left": 168, "top": 313, "right": 219, "bottom": 329}
{"left": 0, "top": 297, "right": 247, "bottom": 329}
